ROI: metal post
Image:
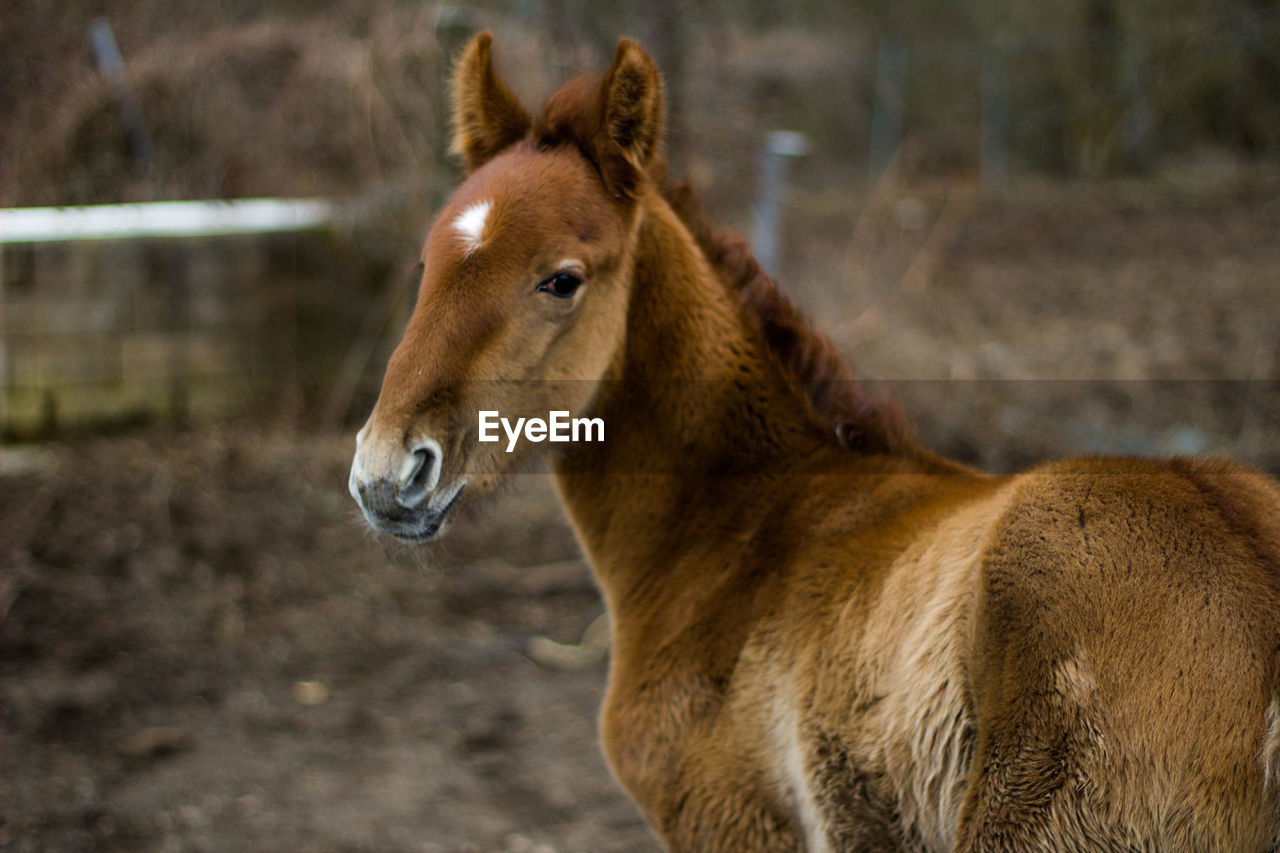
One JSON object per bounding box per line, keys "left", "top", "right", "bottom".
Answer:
{"left": 1120, "top": 17, "right": 1151, "bottom": 172}
{"left": 0, "top": 246, "right": 7, "bottom": 436}
{"left": 90, "top": 18, "right": 153, "bottom": 172}
{"left": 980, "top": 47, "right": 1010, "bottom": 191}
{"left": 868, "top": 39, "right": 906, "bottom": 183}
{"left": 752, "top": 130, "right": 811, "bottom": 279}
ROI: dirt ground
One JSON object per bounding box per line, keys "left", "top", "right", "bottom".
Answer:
{"left": 0, "top": 427, "right": 653, "bottom": 852}
{"left": 2, "top": 172, "right": 1278, "bottom": 852}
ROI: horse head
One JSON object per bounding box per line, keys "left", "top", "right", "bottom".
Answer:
{"left": 350, "top": 33, "right": 665, "bottom": 541}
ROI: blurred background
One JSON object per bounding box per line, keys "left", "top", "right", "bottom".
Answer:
{"left": 1, "top": 1, "right": 1277, "bottom": 850}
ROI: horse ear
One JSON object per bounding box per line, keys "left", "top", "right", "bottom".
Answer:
{"left": 450, "top": 31, "right": 531, "bottom": 172}
{"left": 595, "top": 38, "right": 665, "bottom": 199}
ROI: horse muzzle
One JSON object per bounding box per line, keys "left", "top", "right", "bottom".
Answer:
{"left": 349, "top": 430, "right": 465, "bottom": 542}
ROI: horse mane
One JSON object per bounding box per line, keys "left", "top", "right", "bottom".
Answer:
{"left": 663, "top": 183, "right": 914, "bottom": 456}
{"left": 532, "top": 76, "right": 912, "bottom": 455}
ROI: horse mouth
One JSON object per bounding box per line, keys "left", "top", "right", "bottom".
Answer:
{"left": 377, "top": 480, "right": 466, "bottom": 543}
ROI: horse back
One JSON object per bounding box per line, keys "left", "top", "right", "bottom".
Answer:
{"left": 962, "top": 455, "right": 1280, "bottom": 850}
{"left": 601, "top": 454, "right": 1280, "bottom": 851}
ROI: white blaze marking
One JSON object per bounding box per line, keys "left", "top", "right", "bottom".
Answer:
{"left": 452, "top": 200, "right": 492, "bottom": 255}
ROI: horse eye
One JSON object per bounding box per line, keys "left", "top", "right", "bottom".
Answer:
{"left": 537, "top": 271, "right": 582, "bottom": 298}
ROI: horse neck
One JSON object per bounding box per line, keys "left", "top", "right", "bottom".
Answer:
{"left": 551, "top": 188, "right": 862, "bottom": 610}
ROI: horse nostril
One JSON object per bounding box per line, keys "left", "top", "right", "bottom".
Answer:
{"left": 397, "top": 441, "right": 441, "bottom": 507}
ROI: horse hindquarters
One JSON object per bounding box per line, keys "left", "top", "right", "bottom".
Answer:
{"left": 956, "top": 460, "right": 1280, "bottom": 852}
